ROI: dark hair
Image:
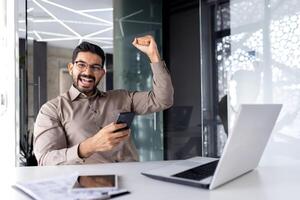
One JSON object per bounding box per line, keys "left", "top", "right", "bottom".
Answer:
{"left": 72, "top": 41, "right": 105, "bottom": 65}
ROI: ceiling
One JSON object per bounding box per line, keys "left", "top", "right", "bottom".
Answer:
{"left": 18, "top": 0, "right": 113, "bottom": 53}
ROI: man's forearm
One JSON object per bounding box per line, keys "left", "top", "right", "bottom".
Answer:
{"left": 36, "top": 144, "right": 84, "bottom": 165}
{"left": 78, "top": 137, "right": 94, "bottom": 158}
{"left": 148, "top": 50, "right": 161, "bottom": 63}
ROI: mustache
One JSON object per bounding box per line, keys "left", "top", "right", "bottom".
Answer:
{"left": 78, "top": 74, "right": 95, "bottom": 81}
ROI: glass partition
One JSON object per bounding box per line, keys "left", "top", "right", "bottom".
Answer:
{"left": 201, "top": 0, "right": 300, "bottom": 161}
{"left": 113, "top": 0, "right": 163, "bottom": 161}
{"left": 228, "top": 0, "right": 300, "bottom": 164}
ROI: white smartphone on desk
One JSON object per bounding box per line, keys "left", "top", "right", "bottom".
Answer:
{"left": 71, "top": 174, "right": 118, "bottom": 192}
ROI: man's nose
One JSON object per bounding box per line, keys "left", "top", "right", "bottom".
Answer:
{"left": 85, "top": 66, "right": 94, "bottom": 74}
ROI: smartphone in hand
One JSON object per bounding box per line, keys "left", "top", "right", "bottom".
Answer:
{"left": 115, "top": 112, "right": 135, "bottom": 132}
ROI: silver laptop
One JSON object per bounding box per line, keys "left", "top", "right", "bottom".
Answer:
{"left": 142, "top": 104, "right": 282, "bottom": 190}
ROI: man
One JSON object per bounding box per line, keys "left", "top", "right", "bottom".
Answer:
{"left": 33, "top": 35, "right": 174, "bottom": 165}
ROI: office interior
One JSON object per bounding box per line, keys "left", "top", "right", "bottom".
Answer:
{"left": 0, "top": 0, "right": 299, "bottom": 170}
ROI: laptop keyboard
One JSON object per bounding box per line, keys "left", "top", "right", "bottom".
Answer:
{"left": 172, "top": 160, "right": 219, "bottom": 181}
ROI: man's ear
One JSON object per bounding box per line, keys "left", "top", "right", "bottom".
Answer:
{"left": 67, "top": 63, "right": 73, "bottom": 75}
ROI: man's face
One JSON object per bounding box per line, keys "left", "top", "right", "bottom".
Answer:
{"left": 68, "top": 52, "right": 105, "bottom": 96}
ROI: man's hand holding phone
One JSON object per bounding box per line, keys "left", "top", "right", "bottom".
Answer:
{"left": 78, "top": 112, "right": 135, "bottom": 159}
{"left": 114, "top": 112, "right": 135, "bottom": 132}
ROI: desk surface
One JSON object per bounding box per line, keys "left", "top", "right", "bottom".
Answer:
{"left": 5, "top": 160, "right": 300, "bottom": 200}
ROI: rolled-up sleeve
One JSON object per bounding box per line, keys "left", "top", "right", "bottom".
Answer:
{"left": 131, "top": 61, "right": 174, "bottom": 114}
{"left": 33, "top": 102, "right": 84, "bottom": 166}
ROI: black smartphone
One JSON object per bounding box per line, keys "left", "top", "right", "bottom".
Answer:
{"left": 115, "top": 112, "right": 135, "bottom": 132}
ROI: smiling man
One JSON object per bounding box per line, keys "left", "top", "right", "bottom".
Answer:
{"left": 33, "top": 35, "right": 174, "bottom": 165}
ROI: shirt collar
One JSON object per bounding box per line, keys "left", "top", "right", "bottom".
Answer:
{"left": 69, "top": 85, "right": 81, "bottom": 101}
{"left": 69, "top": 85, "right": 105, "bottom": 101}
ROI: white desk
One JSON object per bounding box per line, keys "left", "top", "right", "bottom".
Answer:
{"left": 5, "top": 160, "right": 300, "bottom": 200}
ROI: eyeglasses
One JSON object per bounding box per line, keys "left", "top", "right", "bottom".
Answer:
{"left": 74, "top": 60, "right": 104, "bottom": 72}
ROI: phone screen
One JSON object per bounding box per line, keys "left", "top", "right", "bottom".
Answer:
{"left": 72, "top": 175, "right": 117, "bottom": 190}
{"left": 115, "top": 112, "right": 135, "bottom": 131}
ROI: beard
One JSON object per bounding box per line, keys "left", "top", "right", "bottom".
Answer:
{"left": 73, "top": 74, "right": 100, "bottom": 96}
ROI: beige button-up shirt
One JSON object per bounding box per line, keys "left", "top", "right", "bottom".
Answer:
{"left": 34, "top": 61, "right": 173, "bottom": 165}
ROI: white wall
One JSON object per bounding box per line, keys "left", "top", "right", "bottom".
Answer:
{"left": 0, "top": 0, "right": 19, "bottom": 197}
{"left": 0, "top": 0, "right": 18, "bottom": 167}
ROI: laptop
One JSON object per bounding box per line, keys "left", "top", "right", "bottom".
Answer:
{"left": 142, "top": 104, "right": 282, "bottom": 190}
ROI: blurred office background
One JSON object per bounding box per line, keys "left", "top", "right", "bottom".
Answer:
{"left": 0, "top": 0, "right": 299, "bottom": 166}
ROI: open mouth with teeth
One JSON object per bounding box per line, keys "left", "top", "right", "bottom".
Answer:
{"left": 78, "top": 75, "right": 95, "bottom": 89}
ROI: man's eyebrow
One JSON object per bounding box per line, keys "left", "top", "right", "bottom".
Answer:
{"left": 76, "top": 60, "right": 102, "bottom": 66}
{"left": 75, "top": 60, "right": 87, "bottom": 63}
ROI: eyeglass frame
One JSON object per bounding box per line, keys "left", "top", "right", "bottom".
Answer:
{"left": 74, "top": 60, "right": 104, "bottom": 72}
